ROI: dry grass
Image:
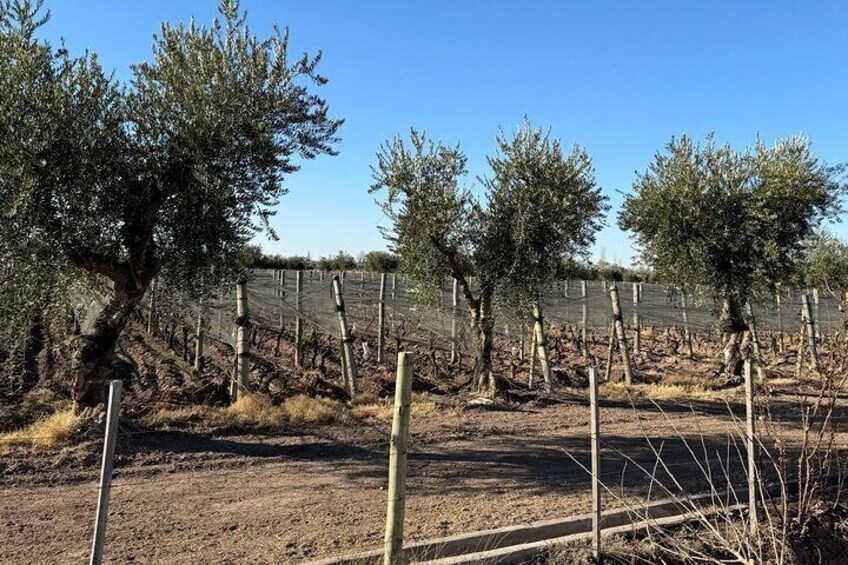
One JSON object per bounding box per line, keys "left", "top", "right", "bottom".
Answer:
{"left": 601, "top": 372, "right": 740, "bottom": 402}
{"left": 0, "top": 409, "right": 83, "bottom": 449}
{"left": 145, "top": 392, "right": 443, "bottom": 431}
{"left": 350, "top": 393, "right": 440, "bottom": 421}
{"left": 145, "top": 394, "right": 350, "bottom": 430}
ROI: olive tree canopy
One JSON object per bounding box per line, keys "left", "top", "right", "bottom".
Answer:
{"left": 619, "top": 134, "right": 843, "bottom": 377}
{"left": 0, "top": 0, "right": 341, "bottom": 408}
{"left": 371, "top": 121, "right": 607, "bottom": 393}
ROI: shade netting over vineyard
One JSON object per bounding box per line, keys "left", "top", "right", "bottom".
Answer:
{"left": 190, "top": 270, "right": 844, "bottom": 355}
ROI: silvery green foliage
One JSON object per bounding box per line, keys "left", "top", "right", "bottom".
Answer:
{"left": 370, "top": 121, "right": 608, "bottom": 314}
{"left": 0, "top": 0, "right": 341, "bottom": 333}
{"left": 370, "top": 130, "right": 479, "bottom": 306}
{"left": 481, "top": 121, "right": 609, "bottom": 313}
{"left": 619, "top": 135, "right": 844, "bottom": 317}
{"left": 796, "top": 231, "right": 848, "bottom": 294}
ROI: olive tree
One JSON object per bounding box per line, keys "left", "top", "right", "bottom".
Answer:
{"left": 481, "top": 123, "right": 607, "bottom": 389}
{"left": 619, "top": 135, "right": 843, "bottom": 379}
{"left": 796, "top": 232, "right": 848, "bottom": 299}
{"left": 0, "top": 0, "right": 341, "bottom": 409}
{"left": 370, "top": 122, "right": 606, "bottom": 394}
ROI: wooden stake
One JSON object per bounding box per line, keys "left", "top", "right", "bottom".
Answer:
{"left": 744, "top": 359, "right": 758, "bottom": 538}
{"left": 589, "top": 366, "right": 601, "bottom": 561}
{"left": 384, "top": 352, "right": 413, "bottom": 565}
{"left": 89, "top": 380, "right": 123, "bottom": 565}
{"left": 333, "top": 275, "right": 357, "bottom": 394}
{"left": 232, "top": 281, "right": 250, "bottom": 401}
{"left": 378, "top": 273, "right": 387, "bottom": 364}
{"left": 609, "top": 284, "right": 634, "bottom": 385}
{"left": 532, "top": 303, "right": 553, "bottom": 392}
{"left": 294, "top": 271, "right": 303, "bottom": 368}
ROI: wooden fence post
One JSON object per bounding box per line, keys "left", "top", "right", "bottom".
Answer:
{"left": 378, "top": 273, "right": 387, "bottom": 364}
{"left": 89, "top": 380, "right": 123, "bottom": 565}
{"left": 589, "top": 365, "right": 601, "bottom": 561}
{"left": 294, "top": 271, "right": 303, "bottom": 368}
{"left": 333, "top": 275, "right": 357, "bottom": 394}
{"left": 384, "top": 352, "right": 413, "bottom": 565}
{"left": 801, "top": 293, "right": 819, "bottom": 372}
{"left": 632, "top": 282, "right": 641, "bottom": 356}
{"left": 532, "top": 303, "right": 553, "bottom": 392}
{"left": 232, "top": 281, "right": 250, "bottom": 401}
{"left": 744, "top": 359, "right": 758, "bottom": 538}
{"left": 581, "top": 281, "right": 589, "bottom": 360}
{"left": 609, "top": 284, "right": 634, "bottom": 385}
{"left": 681, "top": 292, "right": 694, "bottom": 358}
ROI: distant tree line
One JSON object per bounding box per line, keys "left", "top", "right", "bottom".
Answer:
{"left": 241, "top": 243, "right": 659, "bottom": 282}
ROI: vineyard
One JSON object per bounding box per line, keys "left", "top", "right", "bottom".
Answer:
{"left": 2, "top": 0, "right": 848, "bottom": 563}
{"left": 3, "top": 268, "right": 847, "bottom": 564}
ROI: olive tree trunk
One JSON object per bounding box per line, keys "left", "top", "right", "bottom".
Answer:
{"left": 471, "top": 289, "right": 498, "bottom": 396}
{"left": 718, "top": 296, "right": 748, "bottom": 380}
{"left": 71, "top": 286, "right": 146, "bottom": 411}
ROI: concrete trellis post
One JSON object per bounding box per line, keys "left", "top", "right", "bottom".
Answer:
{"left": 812, "top": 288, "right": 821, "bottom": 339}
{"left": 89, "top": 380, "right": 123, "bottom": 565}
{"left": 193, "top": 295, "right": 204, "bottom": 372}
{"left": 378, "top": 273, "right": 387, "bottom": 364}
{"left": 581, "top": 281, "right": 589, "bottom": 360}
{"left": 391, "top": 273, "right": 397, "bottom": 301}
{"left": 609, "top": 284, "right": 634, "bottom": 385}
{"left": 589, "top": 366, "right": 601, "bottom": 561}
{"left": 776, "top": 291, "right": 784, "bottom": 353}
{"left": 232, "top": 281, "right": 250, "bottom": 401}
{"left": 146, "top": 278, "right": 157, "bottom": 334}
{"left": 333, "top": 275, "right": 357, "bottom": 394}
{"left": 528, "top": 329, "right": 537, "bottom": 389}
{"left": 383, "top": 352, "right": 413, "bottom": 565}
{"left": 744, "top": 359, "right": 758, "bottom": 537}
{"left": 450, "top": 278, "right": 459, "bottom": 364}
{"left": 681, "top": 292, "right": 694, "bottom": 358}
{"left": 746, "top": 301, "right": 762, "bottom": 362}
{"left": 632, "top": 282, "right": 641, "bottom": 355}
{"left": 801, "top": 293, "right": 819, "bottom": 372}
{"left": 532, "top": 303, "right": 553, "bottom": 392}
{"left": 294, "top": 271, "right": 303, "bottom": 368}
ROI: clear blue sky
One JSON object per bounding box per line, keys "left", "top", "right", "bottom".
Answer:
{"left": 41, "top": 1, "right": 848, "bottom": 265}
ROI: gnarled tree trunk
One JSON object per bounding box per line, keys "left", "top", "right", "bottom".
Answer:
{"left": 71, "top": 284, "right": 147, "bottom": 412}
{"left": 718, "top": 295, "right": 748, "bottom": 382}
{"left": 471, "top": 289, "right": 498, "bottom": 396}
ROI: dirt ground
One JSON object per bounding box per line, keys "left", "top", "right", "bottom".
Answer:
{"left": 2, "top": 315, "right": 844, "bottom": 564}
{"left": 1, "top": 387, "right": 821, "bottom": 565}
